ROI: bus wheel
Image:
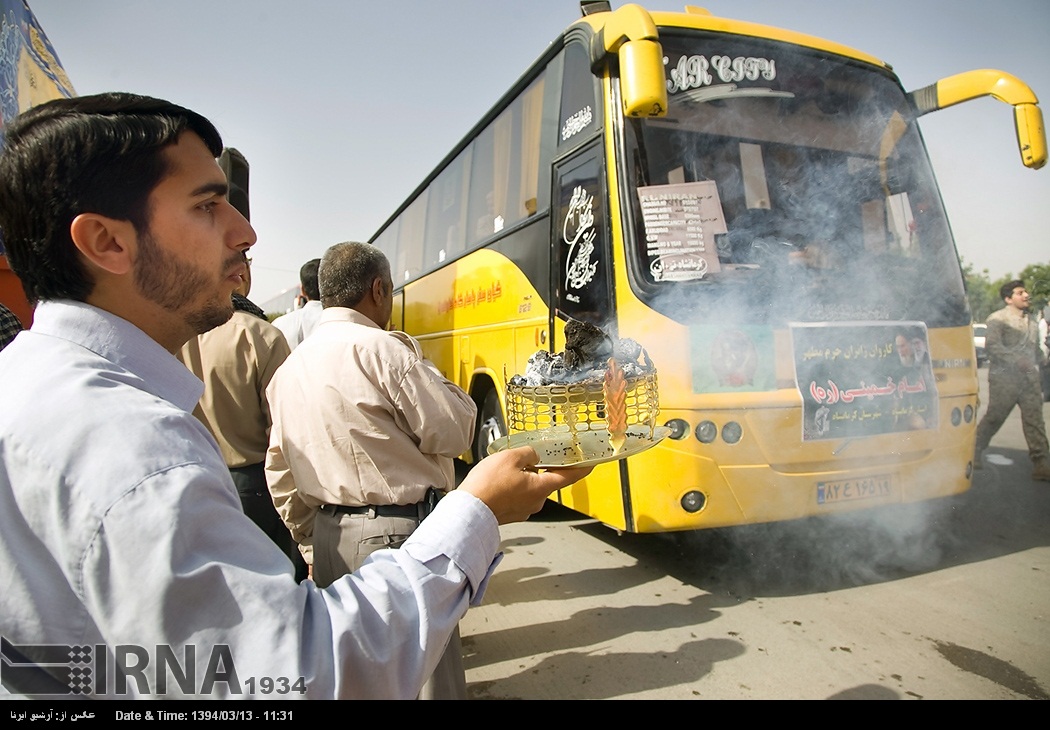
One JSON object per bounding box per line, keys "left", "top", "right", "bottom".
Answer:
{"left": 474, "top": 388, "right": 506, "bottom": 463}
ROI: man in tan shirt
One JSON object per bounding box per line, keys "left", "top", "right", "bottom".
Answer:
{"left": 265, "top": 241, "right": 477, "bottom": 698}
{"left": 179, "top": 260, "right": 308, "bottom": 580}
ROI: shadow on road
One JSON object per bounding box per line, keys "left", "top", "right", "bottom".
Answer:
{"left": 531, "top": 446, "right": 1049, "bottom": 598}
{"left": 467, "top": 637, "right": 745, "bottom": 700}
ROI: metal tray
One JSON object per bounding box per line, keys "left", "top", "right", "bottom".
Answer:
{"left": 487, "top": 426, "right": 670, "bottom": 468}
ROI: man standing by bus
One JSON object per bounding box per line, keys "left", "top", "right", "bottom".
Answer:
{"left": 265, "top": 241, "right": 477, "bottom": 699}
{"left": 271, "top": 258, "right": 322, "bottom": 351}
{"left": 974, "top": 279, "right": 1050, "bottom": 481}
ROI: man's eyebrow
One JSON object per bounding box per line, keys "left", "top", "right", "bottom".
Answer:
{"left": 191, "top": 181, "right": 229, "bottom": 198}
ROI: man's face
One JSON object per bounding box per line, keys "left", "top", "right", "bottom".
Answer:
{"left": 1005, "top": 287, "right": 1031, "bottom": 312}
{"left": 133, "top": 132, "right": 255, "bottom": 337}
{"left": 895, "top": 334, "right": 915, "bottom": 367}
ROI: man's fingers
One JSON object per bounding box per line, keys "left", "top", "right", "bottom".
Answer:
{"left": 463, "top": 447, "right": 595, "bottom": 524}
{"left": 536, "top": 464, "right": 593, "bottom": 490}
{"left": 501, "top": 445, "right": 540, "bottom": 469}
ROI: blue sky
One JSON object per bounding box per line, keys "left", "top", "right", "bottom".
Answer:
{"left": 27, "top": 0, "right": 1050, "bottom": 303}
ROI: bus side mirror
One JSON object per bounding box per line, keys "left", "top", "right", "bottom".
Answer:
{"left": 1015, "top": 103, "right": 1046, "bottom": 170}
{"left": 909, "top": 69, "right": 1047, "bottom": 170}
{"left": 589, "top": 3, "right": 668, "bottom": 118}
{"left": 619, "top": 38, "right": 667, "bottom": 117}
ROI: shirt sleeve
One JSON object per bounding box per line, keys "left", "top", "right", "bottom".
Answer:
{"left": 264, "top": 414, "right": 319, "bottom": 563}
{"left": 386, "top": 332, "right": 478, "bottom": 458}
{"left": 257, "top": 325, "right": 291, "bottom": 433}
{"left": 79, "top": 464, "right": 501, "bottom": 699}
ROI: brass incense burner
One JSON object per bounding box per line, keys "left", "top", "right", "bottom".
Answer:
{"left": 491, "top": 318, "right": 665, "bottom": 467}
{"left": 499, "top": 366, "right": 662, "bottom": 466}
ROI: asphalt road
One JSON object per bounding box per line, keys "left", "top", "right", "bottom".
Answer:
{"left": 460, "top": 369, "right": 1050, "bottom": 699}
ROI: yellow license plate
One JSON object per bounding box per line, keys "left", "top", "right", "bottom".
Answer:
{"left": 817, "top": 475, "right": 892, "bottom": 505}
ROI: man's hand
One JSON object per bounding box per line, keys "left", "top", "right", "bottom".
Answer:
{"left": 459, "top": 447, "right": 592, "bottom": 525}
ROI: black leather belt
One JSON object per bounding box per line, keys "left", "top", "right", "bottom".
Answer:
{"left": 321, "top": 503, "right": 421, "bottom": 519}
{"left": 321, "top": 488, "right": 444, "bottom": 521}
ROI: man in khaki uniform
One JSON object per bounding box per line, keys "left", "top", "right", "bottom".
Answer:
{"left": 178, "top": 259, "right": 307, "bottom": 580}
{"left": 974, "top": 279, "right": 1050, "bottom": 481}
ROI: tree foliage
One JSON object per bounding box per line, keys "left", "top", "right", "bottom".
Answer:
{"left": 961, "top": 258, "right": 1050, "bottom": 323}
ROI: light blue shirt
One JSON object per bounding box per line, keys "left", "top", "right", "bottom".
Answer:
{"left": 271, "top": 299, "right": 323, "bottom": 351}
{"left": 0, "top": 300, "right": 500, "bottom": 699}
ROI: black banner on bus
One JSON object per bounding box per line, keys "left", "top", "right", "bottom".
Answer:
{"left": 792, "top": 322, "right": 938, "bottom": 441}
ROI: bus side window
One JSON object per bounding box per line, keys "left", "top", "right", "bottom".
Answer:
{"left": 397, "top": 192, "right": 428, "bottom": 283}
{"left": 557, "top": 42, "right": 601, "bottom": 153}
{"left": 467, "top": 126, "right": 497, "bottom": 248}
{"left": 466, "top": 74, "right": 549, "bottom": 248}
{"left": 518, "top": 73, "right": 547, "bottom": 222}
{"left": 373, "top": 220, "right": 401, "bottom": 283}
{"left": 424, "top": 148, "right": 471, "bottom": 268}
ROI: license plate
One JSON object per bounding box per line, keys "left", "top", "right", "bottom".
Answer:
{"left": 816, "top": 475, "right": 892, "bottom": 504}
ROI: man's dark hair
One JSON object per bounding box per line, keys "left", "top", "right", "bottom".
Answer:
{"left": 0, "top": 92, "right": 223, "bottom": 303}
{"left": 300, "top": 259, "right": 321, "bottom": 301}
{"left": 1000, "top": 279, "right": 1025, "bottom": 302}
{"left": 319, "top": 243, "right": 389, "bottom": 309}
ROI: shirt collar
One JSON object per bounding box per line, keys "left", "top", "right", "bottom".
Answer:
{"left": 30, "top": 300, "right": 204, "bottom": 412}
{"left": 317, "top": 306, "right": 382, "bottom": 330}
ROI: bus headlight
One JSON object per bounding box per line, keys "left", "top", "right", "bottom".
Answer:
{"left": 722, "top": 421, "right": 743, "bottom": 444}
{"left": 964, "top": 405, "right": 974, "bottom": 423}
{"left": 951, "top": 408, "right": 962, "bottom": 427}
{"left": 681, "top": 490, "right": 706, "bottom": 513}
{"left": 695, "top": 421, "right": 717, "bottom": 443}
{"left": 664, "top": 418, "right": 689, "bottom": 440}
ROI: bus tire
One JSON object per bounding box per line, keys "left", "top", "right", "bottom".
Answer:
{"left": 473, "top": 387, "right": 506, "bottom": 463}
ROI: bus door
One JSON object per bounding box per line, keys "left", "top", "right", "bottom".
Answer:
{"left": 551, "top": 139, "right": 614, "bottom": 337}
{"left": 552, "top": 138, "right": 637, "bottom": 523}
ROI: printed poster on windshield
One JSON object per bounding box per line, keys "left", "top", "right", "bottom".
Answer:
{"left": 792, "top": 322, "right": 938, "bottom": 441}
{"left": 638, "top": 181, "right": 726, "bottom": 282}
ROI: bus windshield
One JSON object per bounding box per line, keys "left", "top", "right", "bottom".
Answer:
{"left": 623, "top": 31, "right": 969, "bottom": 328}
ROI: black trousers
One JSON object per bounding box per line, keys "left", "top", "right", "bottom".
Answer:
{"left": 229, "top": 463, "right": 309, "bottom": 583}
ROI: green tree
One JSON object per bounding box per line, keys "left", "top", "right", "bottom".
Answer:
{"left": 1018, "top": 262, "right": 1050, "bottom": 315}
{"left": 960, "top": 258, "right": 999, "bottom": 322}
{"left": 963, "top": 259, "right": 1050, "bottom": 321}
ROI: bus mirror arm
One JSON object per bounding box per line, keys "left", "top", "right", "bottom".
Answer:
{"left": 589, "top": 3, "right": 668, "bottom": 118}
{"left": 908, "top": 69, "right": 1047, "bottom": 170}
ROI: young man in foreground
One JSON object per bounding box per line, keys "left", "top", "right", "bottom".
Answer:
{"left": 0, "top": 93, "right": 588, "bottom": 699}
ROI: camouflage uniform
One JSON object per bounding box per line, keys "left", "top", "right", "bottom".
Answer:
{"left": 975, "top": 306, "right": 1049, "bottom": 478}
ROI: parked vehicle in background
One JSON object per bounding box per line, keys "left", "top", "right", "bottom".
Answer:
{"left": 973, "top": 323, "right": 988, "bottom": 367}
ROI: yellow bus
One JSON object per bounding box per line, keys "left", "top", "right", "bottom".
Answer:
{"left": 371, "top": 2, "right": 1045, "bottom": 533}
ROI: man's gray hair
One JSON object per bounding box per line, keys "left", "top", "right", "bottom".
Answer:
{"left": 319, "top": 242, "right": 391, "bottom": 308}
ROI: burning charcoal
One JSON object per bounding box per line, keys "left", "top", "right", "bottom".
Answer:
{"left": 564, "top": 319, "right": 612, "bottom": 369}
{"left": 512, "top": 322, "right": 654, "bottom": 387}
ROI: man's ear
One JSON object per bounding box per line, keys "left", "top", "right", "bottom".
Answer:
{"left": 371, "top": 276, "right": 385, "bottom": 301}
{"left": 69, "top": 213, "right": 136, "bottom": 276}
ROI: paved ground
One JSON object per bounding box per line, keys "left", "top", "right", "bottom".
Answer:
{"left": 460, "top": 368, "right": 1050, "bottom": 699}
